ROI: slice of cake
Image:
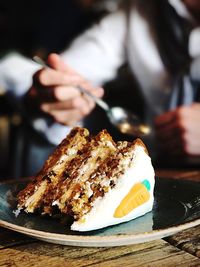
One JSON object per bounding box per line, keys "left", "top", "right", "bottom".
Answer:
{"left": 17, "top": 127, "right": 90, "bottom": 213}
{"left": 17, "top": 127, "right": 155, "bottom": 231}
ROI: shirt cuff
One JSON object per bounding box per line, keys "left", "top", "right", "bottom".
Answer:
{"left": 32, "top": 118, "right": 83, "bottom": 145}
{"left": 0, "top": 52, "right": 40, "bottom": 100}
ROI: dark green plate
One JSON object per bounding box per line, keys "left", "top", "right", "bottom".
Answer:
{"left": 0, "top": 178, "right": 200, "bottom": 247}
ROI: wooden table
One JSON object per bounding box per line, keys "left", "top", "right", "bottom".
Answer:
{"left": 0, "top": 170, "right": 200, "bottom": 267}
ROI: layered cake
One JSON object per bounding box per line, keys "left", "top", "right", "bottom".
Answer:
{"left": 17, "top": 127, "right": 155, "bottom": 231}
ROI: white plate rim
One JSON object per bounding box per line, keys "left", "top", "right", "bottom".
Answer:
{"left": 1, "top": 217, "right": 200, "bottom": 247}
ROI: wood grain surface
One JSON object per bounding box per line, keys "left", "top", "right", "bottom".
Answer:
{"left": 0, "top": 227, "right": 200, "bottom": 267}
{"left": 156, "top": 169, "right": 200, "bottom": 182}
{"left": 165, "top": 225, "right": 200, "bottom": 259}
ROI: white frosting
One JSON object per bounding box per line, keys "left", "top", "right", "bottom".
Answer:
{"left": 71, "top": 145, "right": 155, "bottom": 231}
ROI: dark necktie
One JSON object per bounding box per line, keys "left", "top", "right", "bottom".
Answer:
{"left": 169, "top": 73, "right": 200, "bottom": 110}
{"left": 154, "top": 0, "right": 200, "bottom": 109}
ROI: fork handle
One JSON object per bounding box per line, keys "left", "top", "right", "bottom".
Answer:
{"left": 77, "top": 86, "right": 109, "bottom": 112}
{"left": 33, "top": 56, "right": 110, "bottom": 112}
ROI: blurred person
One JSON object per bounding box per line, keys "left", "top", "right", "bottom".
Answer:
{"left": 1, "top": 0, "right": 200, "bottom": 171}
{"left": 31, "top": 0, "right": 200, "bottom": 167}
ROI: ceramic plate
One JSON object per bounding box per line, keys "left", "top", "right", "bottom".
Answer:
{"left": 0, "top": 177, "right": 200, "bottom": 247}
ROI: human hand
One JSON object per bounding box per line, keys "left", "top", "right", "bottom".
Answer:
{"left": 25, "top": 53, "right": 104, "bottom": 125}
{"left": 154, "top": 103, "right": 200, "bottom": 157}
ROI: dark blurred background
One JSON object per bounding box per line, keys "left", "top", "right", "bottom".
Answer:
{"left": 0, "top": 0, "right": 108, "bottom": 58}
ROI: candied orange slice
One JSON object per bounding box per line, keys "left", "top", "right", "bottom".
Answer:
{"left": 114, "top": 182, "right": 150, "bottom": 218}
